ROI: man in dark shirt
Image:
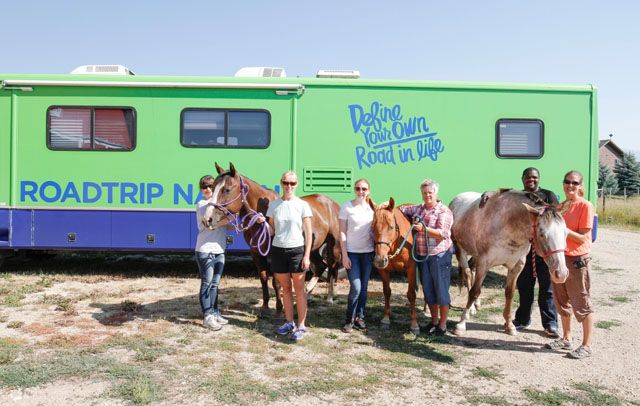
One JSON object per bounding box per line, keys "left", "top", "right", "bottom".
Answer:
{"left": 513, "top": 167, "right": 560, "bottom": 337}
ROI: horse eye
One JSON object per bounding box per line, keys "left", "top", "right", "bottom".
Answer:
{"left": 225, "top": 188, "right": 231, "bottom": 193}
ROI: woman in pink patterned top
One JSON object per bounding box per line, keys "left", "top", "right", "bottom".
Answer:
{"left": 400, "top": 179, "right": 453, "bottom": 336}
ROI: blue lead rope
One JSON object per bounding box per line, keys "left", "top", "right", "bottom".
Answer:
{"left": 393, "top": 217, "right": 429, "bottom": 292}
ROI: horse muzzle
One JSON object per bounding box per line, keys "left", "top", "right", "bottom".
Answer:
{"left": 547, "top": 255, "right": 569, "bottom": 284}
{"left": 374, "top": 255, "right": 389, "bottom": 269}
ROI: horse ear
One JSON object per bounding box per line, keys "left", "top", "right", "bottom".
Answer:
{"left": 229, "top": 162, "right": 236, "bottom": 177}
{"left": 215, "top": 162, "right": 224, "bottom": 175}
{"left": 367, "top": 196, "right": 377, "bottom": 211}
{"left": 388, "top": 197, "right": 395, "bottom": 210}
{"left": 557, "top": 199, "right": 572, "bottom": 215}
{"left": 522, "top": 203, "right": 543, "bottom": 217}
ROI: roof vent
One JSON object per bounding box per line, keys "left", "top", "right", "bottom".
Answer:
{"left": 234, "top": 67, "right": 286, "bottom": 78}
{"left": 70, "top": 65, "right": 136, "bottom": 75}
{"left": 316, "top": 70, "right": 360, "bottom": 79}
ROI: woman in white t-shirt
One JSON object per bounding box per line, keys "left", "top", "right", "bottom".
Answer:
{"left": 196, "top": 175, "right": 231, "bottom": 331}
{"left": 339, "top": 178, "right": 374, "bottom": 333}
{"left": 257, "top": 171, "right": 313, "bottom": 341}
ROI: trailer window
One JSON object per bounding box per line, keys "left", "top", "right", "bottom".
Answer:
{"left": 47, "top": 107, "right": 136, "bottom": 151}
{"left": 496, "top": 119, "right": 543, "bottom": 158}
{"left": 181, "top": 109, "right": 270, "bottom": 148}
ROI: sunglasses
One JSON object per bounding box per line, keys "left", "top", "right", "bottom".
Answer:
{"left": 563, "top": 180, "right": 580, "bottom": 186}
{"left": 201, "top": 184, "right": 214, "bottom": 190}
{"left": 281, "top": 181, "right": 297, "bottom": 186}
{"left": 355, "top": 187, "right": 368, "bottom": 191}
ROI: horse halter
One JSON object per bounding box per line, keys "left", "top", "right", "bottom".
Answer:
{"left": 374, "top": 212, "right": 401, "bottom": 256}
{"left": 207, "top": 175, "right": 271, "bottom": 256}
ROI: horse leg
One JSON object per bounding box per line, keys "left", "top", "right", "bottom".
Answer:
{"left": 379, "top": 270, "right": 392, "bottom": 329}
{"left": 407, "top": 266, "right": 419, "bottom": 335}
{"left": 455, "top": 259, "right": 490, "bottom": 335}
{"left": 455, "top": 246, "right": 477, "bottom": 315}
{"left": 324, "top": 240, "right": 339, "bottom": 305}
{"left": 503, "top": 259, "right": 525, "bottom": 335}
{"left": 250, "top": 251, "right": 273, "bottom": 316}
{"left": 271, "top": 271, "right": 283, "bottom": 319}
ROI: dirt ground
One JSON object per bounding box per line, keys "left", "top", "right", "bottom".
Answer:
{"left": 0, "top": 227, "right": 639, "bottom": 405}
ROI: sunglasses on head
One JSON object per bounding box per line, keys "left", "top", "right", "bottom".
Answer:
{"left": 281, "top": 181, "right": 297, "bottom": 186}
{"left": 563, "top": 180, "right": 580, "bottom": 186}
{"left": 355, "top": 186, "right": 368, "bottom": 191}
{"left": 201, "top": 184, "right": 214, "bottom": 190}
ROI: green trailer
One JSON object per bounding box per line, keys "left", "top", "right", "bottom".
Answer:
{"left": 0, "top": 66, "right": 598, "bottom": 254}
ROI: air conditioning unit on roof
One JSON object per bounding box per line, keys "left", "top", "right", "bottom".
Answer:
{"left": 70, "top": 65, "right": 136, "bottom": 75}
{"left": 234, "top": 67, "right": 286, "bottom": 78}
{"left": 316, "top": 70, "right": 360, "bottom": 79}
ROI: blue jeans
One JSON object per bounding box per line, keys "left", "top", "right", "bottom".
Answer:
{"left": 345, "top": 252, "right": 373, "bottom": 320}
{"left": 196, "top": 252, "right": 225, "bottom": 316}
{"left": 418, "top": 250, "right": 452, "bottom": 306}
{"left": 514, "top": 250, "right": 559, "bottom": 329}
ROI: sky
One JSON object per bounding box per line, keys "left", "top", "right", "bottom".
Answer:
{"left": 3, "top": 0, "right": 638, "bottom": 155}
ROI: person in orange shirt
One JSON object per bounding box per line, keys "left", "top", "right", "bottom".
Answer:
{"left": 544, "top": 170, "right": 595, "bottom": 359}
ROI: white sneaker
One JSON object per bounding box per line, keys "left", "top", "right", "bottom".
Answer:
{"left": 214, "top": 313, "right": 229, "bottom": 325}
{"left": 203, "top": 315, "right": 222, "bottom": 331}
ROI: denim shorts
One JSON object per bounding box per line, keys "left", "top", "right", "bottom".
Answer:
{"left": 271, "top": 246, "right": 305, "bottom": 274}
{"left": 418, "top": 250, "right": 452, "bottom": 306}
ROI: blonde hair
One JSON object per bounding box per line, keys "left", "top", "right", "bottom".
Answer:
{"left": 564, "top": 170, "right": 585, "bottom": 197}
{"left": 281, "top": 171, "right": 298, "bottom": 183}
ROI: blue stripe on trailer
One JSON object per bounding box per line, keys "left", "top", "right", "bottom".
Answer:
{"left": 3, "top": 209, "right": 249, "bottom": 252}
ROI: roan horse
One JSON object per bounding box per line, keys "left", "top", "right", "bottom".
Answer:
{"left": 449, "top": 189, "right": 571, "bottom": 335}
{"left": 204, "top": 163, "right": 342, "bottom": 317}
{"left": 369, "top": 197, "right": 420, "bottom": 334}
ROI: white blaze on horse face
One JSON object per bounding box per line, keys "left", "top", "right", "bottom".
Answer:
{"left": 541, "top": 217, "right": 569, "bottom": 284}
{"left": 203, "top": 182, "right": 226, "bottom": 230}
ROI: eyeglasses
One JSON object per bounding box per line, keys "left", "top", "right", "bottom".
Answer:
{"left": 563, "top": 180, "right": 580, "bottom": 186}
{"left": 281, "top": 181, "right": 297, "bottom": 186}
{"left": 201, "top": 184, "right": 214, "bottom": 190}
{"left": 355, "top": 187, "right": 368, "bottom": 191}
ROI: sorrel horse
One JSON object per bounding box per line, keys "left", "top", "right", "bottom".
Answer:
{"left": 449, "top": 189, "right": 571, "bottom": 335}
{"left": 369, "top": 197, "right": 420, "bottom": 334}
{"left": 203, "top": 163, "right": 342, "bottom": 316}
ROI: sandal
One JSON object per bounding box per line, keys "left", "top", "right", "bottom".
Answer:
{"left": 567, "top": 345, "right": 593, "bottom": 359}
{"left": 544, "top": 338, "right": 573, "bottom": 350}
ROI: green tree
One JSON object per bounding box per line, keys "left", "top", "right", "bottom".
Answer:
{"left": 598, "top": 162, "right": 618, "bottom": 194}
{"left": 614, "top": 152, "right": 640, "bottom": 193}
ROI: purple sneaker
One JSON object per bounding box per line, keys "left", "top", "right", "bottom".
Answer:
{"left": 276, "top": 321, "right": 295, "bottom": 335}
{"left": 291, "top": 326, "right": 306, "bottom": 341}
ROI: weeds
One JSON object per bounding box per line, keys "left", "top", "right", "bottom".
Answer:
{"left": 597, "top": 320, "right": 623, "bottom": 329}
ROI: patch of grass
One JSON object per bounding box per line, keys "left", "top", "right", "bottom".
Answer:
{"left": 597, "top": 320, "right": 623, "bottom": 329}
{"left": 468, "top": 395, "right": 510, "bottom": 406}
{"left": 471, "top": 366, "right": 502, "bottom": 380}
{"left": 7, "top": 321, "right": 24, "bottom": 329}
{"left": 111, "top": 375, "right": 162, "bottom": 405}
{"left": 611, "top": 296, "right": 630, "bottom": 303}
{"left": 35, "top": 276, "right": 53, "bottom": 288}
{"left": 572, "top": 382, "right": 625, "bottom": 406}
{"left": 121, "top": 300, "right": 144, "bottom": 312}
{"left": 0, "top": 353, "right": 106, "bottom": 388}
{"left": 198, "top": 364, "right": 279, "bottom": 404}
{"left": 0, "top": 314, "right": 8, "bottom": 323}
{"left": 598, "top": 196, "right": 640, "bottom": 230}
{"left": 523, "top": 387, "right": 575, "bottom": 405}
{"left": 3, "top": 292, "right": 25, "bottom": 307}
{"left": 471, "top": 305, "right": 504, "bottom": 322}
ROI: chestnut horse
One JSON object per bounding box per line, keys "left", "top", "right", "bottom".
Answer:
{"left": 204, "top": 163, "right": 342, "bottom": 317}
{"left": 449, "top": 190, "right": 571, "bottom": 335}
{"left": 369, "top": 197, "right": 420, "bottom": 334}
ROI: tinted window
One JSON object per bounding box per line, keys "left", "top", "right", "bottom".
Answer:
{"left": 181, "top": 109, "right": 270, "bottom": 148}
{"left": 48, "top": 107, "right": 136, "bottom": 151}
{"left": 496, "top": 119, "right": 543, "bottom": 158}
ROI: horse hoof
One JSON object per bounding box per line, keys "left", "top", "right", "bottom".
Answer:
{"left": 380, "top": 322, "right": 390, "bottom": 330}
{"left": 504, "top": 327, "right": 517, "bottom": 336}
{"left": 410, "top": 327, "right": 420, "bottom": 335}
{"left": 325, "top": 299, "right": 334, "bottom": 306}
{"left": 453, "top": 326, "right": 466, "bottom": 336}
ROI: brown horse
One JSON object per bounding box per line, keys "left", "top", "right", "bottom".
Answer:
{"left": 369, "top": 197, "right": 420, "bottom": 334}
{"left": 449, "top": 190, "right": 571, "bottom": 335}
{"left": 204, "top": 163, "right": 342, "bottom": 316}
